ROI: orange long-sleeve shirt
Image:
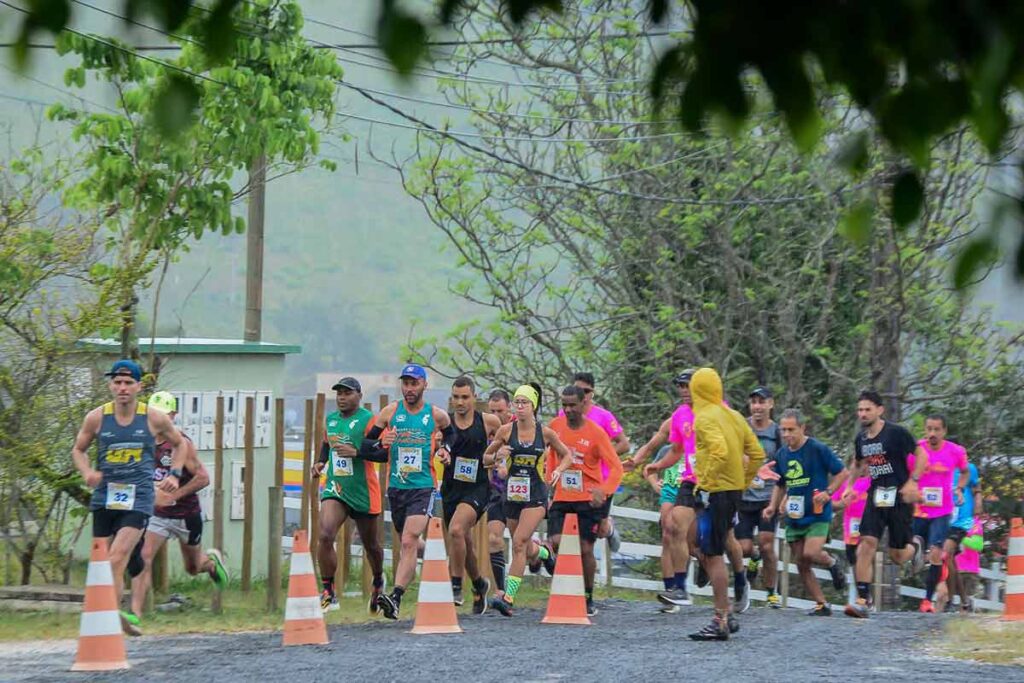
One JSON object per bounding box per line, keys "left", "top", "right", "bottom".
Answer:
{"left": 547, "top": 416, "right": 623, "bottom": 502}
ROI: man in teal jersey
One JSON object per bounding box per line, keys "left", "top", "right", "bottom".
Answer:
{"left": 311, "top": 377, "right": 386, "bottom": 613}
{"left": 71, "top": 360, "right": 186, "bottom": 636}
{"left": 360, "top": 363, "right": 454, "bottom": 620}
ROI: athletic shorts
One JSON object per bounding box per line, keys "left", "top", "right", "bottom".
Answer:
{"left": 548, "top": 501, "right": 607, "bottom": 542}
{"left": 859, "top": 494, "right": 913, "bottom": 550}
{"left": 913, "top": 514, "right": 952, "bottom": 549}
{"left": 785, "top": 521, "right": 830, "bottom": 543}
{"left": 148, "top": 513, "right": 203, "bottom": 546}
{"left": 695, "top": 490, "right": 741, "bottom": 557}
{"left": 485, "top": 486, "right": 505, "bottom": 524}
{"left": 659, "top": 483, "right": 679, "bottom": 507}
{"left": 387, "top": 487, "right": 435, "bottom": 534}
{"left": 441, "top": 483, "right": 489, "bottom": 527}
{"left": 946, "top": 526, "right": 969, "bottom": 549}
{"left": 502, "top": 500, "right": 546, "bottom": 521}
{"left": 92, "top": 508, "right": 148, "bottom": 538}
{"left": 320, "top": 496, "right": 378, "bottom": 521}
{"left": 734, "top": 501, "right": 778, "bottom": 540}
{"left": 674, "top": 481, "right": 698, "bottom": 509}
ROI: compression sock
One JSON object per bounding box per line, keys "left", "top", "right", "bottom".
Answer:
{"left": 925, "top": 563, "right": 942, "bottom": 601}
{"left": 392, "top": 585, "right": 405, "bottom": 605}
{"left": 451, "top": 576, "right": 462, "bottom": 591}
{"left": 491, "top": 551, "right": 506, "bottom": 592}
{"left": 504, "top": 576, "right": 523, "bottom": 604}
{"left": 372, "top": 574, "right": 384, "bottom": 588}
{"left": 663, "top": 576, "right": 674, "bottom": 590}
{"left": 733, "top": 571, "right": 746, "bottom": 596}
{"left": 322, "top": 578, "right": 334, "bottom": 595}
{"left": 856, "top": 582, "right": 871, "bottom": 601}
{"left": 675, "top": 572, "right": 688, "bottom": 590}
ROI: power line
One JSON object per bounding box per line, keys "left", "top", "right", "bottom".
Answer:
{"left": 0, "top": 62, "right": 120, "bottom": 113}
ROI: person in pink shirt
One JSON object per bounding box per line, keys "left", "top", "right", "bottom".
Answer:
{"left": 833, "top": 473, "right": 872, "bottom": 569}
{"left": 908, "top": 414, "right": 969, "bottom": 612}
{"left": 953, "top": 519, "right": 984, "bottom": 611}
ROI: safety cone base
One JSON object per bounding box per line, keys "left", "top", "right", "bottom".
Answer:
{"left": 72, "top": 539, "right": 130, "bottom": 672}
{"left": 542, "top": 513, "right": 592, "bottom": 626}
{"left": 1003, "top": 517, "right": 1023, "bottom": 622}
{"left": 411, "top": 518, "right": 463, "bottom": 635}
{"left": 283, "top": 529, "right": 329, "bottom": 646}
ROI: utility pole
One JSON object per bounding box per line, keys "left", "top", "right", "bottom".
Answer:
{"left": 244, "top": 152, "right": 266, "bottom": 342}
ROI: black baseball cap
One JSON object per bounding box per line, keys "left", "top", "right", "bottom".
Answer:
{"left": 673, "top": 368, "right": 696, "bottom": 386}
{"left": 749, "top": 385, "right": 773, "bottom": 399}
{"left": 104, "top": 359, "right": 142, "bottom": 382}
{"left": 331, "top": 377, "right": 362, "bottom": 392}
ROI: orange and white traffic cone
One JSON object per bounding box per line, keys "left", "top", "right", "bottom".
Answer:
{"left": 72, "top": 539, "right": 129, "bottom": 671}
{"left": 542, "top": 513, "right": 591, "bottom": 626}
{"left": 1003, "top": 517, "right": 1023, "bottom": 621}
{"left": 283, "top": 529, "right": 329, "bottom": 646}
{"left": 411, "top": 517, "right": 462, "bottom": 634}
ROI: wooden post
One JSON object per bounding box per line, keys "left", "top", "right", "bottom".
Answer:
{"left": 212, "top": 395, "right": 225, "bottom": 614}
{"left": 266, "top": 398, "right": 286, "bottom": 612}
{"left": 311, "top": 393, "right": 326, "bottom": 569}
{"left": 243, "top": 152, "right": 266, "bottom": 342}
{"left": 780, "top": 540, "right": 791, "bottom": 608}
{"left": 241, "top": 396, "right": 255, "bottom": 592}
{"left": 873, "top": 551, "right": 883, "bottom": 611}
{"left": 275, "top": 397, "right": 285, "bottom": 489}
{"left": 300, "top": 399, "right": 313, "bottom": 530}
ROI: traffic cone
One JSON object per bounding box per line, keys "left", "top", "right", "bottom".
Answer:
{"left": 542, "top": 513, "right": 591, "bottom": 626}
{"left": 72, "top": 539, "right": 129, "bottom": 671}
{"left": 1003, "top": 517, "right": 1024, "bottom": 621}
{"left": 411, "top": 517, "right": 462, "bottom": 634}
{"left": 282, "top": 529, "right": 329, "bottom": 646}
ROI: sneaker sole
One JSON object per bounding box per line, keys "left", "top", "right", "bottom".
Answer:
{"left": 656, "top": 594, "right": 691, "bottom": 607}
{"left": 843, "top": 605, "right": 869, "bottom": 619}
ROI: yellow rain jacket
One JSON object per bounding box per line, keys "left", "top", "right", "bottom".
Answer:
{"left": 691, "top": 367, "right": 764, "bottom": 492}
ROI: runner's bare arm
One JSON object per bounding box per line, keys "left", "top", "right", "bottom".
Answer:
{"left": 434, "top": 406, "right": 454, "bottom": 465}
{"left": 483, "top": 424, "right": 512, "bottom": 467}
{"left": 71, "top": 409, "right": 102, "bottom": 487}
{"left": 595, "top": 432, "right": 624, "bottom": 502}
{"left": 172, "top": 444, "right": 209, "bottom": 500}
{"left": 902, "top": 444, "right": 928, "bottom": 501}
{"left": 953, "top": 448, "right": 970, "bottom": 506}
{"left": 543, "top": 427, "right": 574, "bottom": 485}
{"left": 820, "top": 467, "right": 849, "bottom": 506}
{"left": 358, "top": 404, "right": 397, "bottom": 462}
{"left": 482, "top": 413, "right": 502, "bottom": 441}
{"left": 644, "top": 439, "right": 683, "bottom": 477}
{"left": 610, "top": 431, "right": 630, "bottom": 456}
{"left": 764, "top": 478, "right": 785, "bottom": 519}
{"left": 740, "top": 421, "right": 766, "bottom": 487}
{"left": 626, "top": 418, "right": 670, "bottom": 472}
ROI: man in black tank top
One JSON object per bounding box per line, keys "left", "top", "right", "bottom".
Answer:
{"left": 441, "top": 377, "right": 500, "bottom": 613}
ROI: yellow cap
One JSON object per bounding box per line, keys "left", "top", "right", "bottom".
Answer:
{"left": 148, "top": 390, "right": 177, "bottom": 414}
{"left": 513, "top": 385, "right": 539, "bottom": 410}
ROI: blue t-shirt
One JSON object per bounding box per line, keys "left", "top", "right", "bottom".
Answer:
{"left": 952, "top": 463, "right": 979, "bottom": 530}
{"left": 773, "top": 437, "right": 844, "bottom": 527}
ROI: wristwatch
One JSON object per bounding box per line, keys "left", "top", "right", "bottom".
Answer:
{"left": 168, "top": 468, "right": 183, "bottom": 479}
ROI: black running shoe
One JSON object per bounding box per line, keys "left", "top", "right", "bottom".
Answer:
{"left": 689, "top": 616, "right": 729, "bottom": 641}
{"left": 829, "top": 560, "right": 847, "bottom": 591}
{"left": 452, "top": 585, "right": 464, "bottom": 607}
{"left": 808, "top": 603, "right": 832, "bottom": 617}
{"left": 727, "top": 613, "right": 739, "bottom": 634}
{"left": 586, "top": 598, "right": 598, "bottom": 617}
{"left": 491, "top": 597, "right": 514, "bottom": 617}
{"left": 696, "top": 563, "right": 710, "bottom": 588}
{"left": 472, "top": 578, "right": 491, "bottom": 615}
{"left": 541, "top": 542, "right": 557, "bottom": 575}
{"left": 376, "top": 592, "right": 400, "bottom": 620}
{"left": 656, "top": 588, "right": 692, "bottom": 607}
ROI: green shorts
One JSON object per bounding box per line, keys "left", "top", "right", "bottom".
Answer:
{"left": 785, "top": 521, "right": 830, "bottom": 543}
{"left": 659, "top": 483, "right": 679, "bottom": 507}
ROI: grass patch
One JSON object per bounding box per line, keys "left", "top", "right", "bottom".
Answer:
{"left": 936, "top": 616, "right": 1024, "bottom": 666}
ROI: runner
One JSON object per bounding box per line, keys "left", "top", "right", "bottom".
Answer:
{"left": 485, "top": 389, "right": 513, "bottom": 601}
{"left": 952, "top": 519, "right": 984, "bottom": 612}
{"left": 546, "top": 385, "right": 625, "bottom": 616}
{"left": 310, "top": 377, "right": 386, "bottom": 613}
{"left": 909, "top": 414, "right": 969, "bottom": 613}
{"left": 761, "top": 409, "right": 848, "bottom": 616}
{"left": 71, "top": 360, "right": 186, "bottom": 636}
{"left": 483, "top": 384, "right": 573, "bottom": 616}
{"left": 440, "top": 376, "right": 501, "bottom": 613}
{"left": 129, "top": 391, "right": 227, "bottom": 622}
{"left": 736, "top": 386, "right": 782, "bottom": 607}
{"left": 569, "top": 372, "right": 629, "bottom": 549}
{"left": 831, "top": 463, "right": 872, "bottom": 600}
{"left": 360, "top": 364, "right": 453, "bottom": 620}
{"left": 945, "top": 456, "right": 982, "bottom": 612}
{"left": 844, "top": 390, "right": 928, "bottom": 618}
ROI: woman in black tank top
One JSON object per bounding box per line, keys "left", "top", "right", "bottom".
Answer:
{"left": 483, "top": 384, "right": 573, "bottom": 615}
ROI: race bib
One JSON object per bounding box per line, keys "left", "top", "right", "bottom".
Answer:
{"left": 332, "top": 455, "right": 354, "bottom": 477}
{"left": 453, "top": 457, "right": 479, "bottom": 483}
{"left": 874, "top": 486, "right": 897, "bottom": 508}
{"left": 561, "top": 469, "right": 584, "bottom": 492}
{"left": 849, "top": 517, "right": 861, "bottom": 538}
{"left": 922, "top": 486, "right": 942, "bottom": 507}
{"left": 786, "top": 495, "right": 805, "bottom": 519}
{"left": 105, "top": 483, "right": 136, "bottom": 511}
{"left": 398, "top": 447, "right": 423, "bottom": 474}
{"left": 507, "top": 476, "right": 531, "bottom": 502}
{"left": 750, "top": 476, "right": 765, "bottom": 490}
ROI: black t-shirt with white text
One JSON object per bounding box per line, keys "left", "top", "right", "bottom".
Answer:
{"left": 854, "top": 421, "right": 917, "bottom": 490}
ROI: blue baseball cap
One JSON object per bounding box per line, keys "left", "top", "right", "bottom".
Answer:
{"left": 399, "top": 363, "right": 427, "bottom": 381}
{"left": 105, "top": 359, "right": 142, "bottom": 382}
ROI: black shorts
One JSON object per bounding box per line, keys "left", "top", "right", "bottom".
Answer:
{"left": 859, "top": 494, "right": 913, "bottom": 550}
{"left": 696, "top": 490, "right": 741, "bottom": 557}
{"left": 321, "top": 497, "right": 379, "bottom": 521}
{"left": 92, "top": 508, "right": 149, "bottom": 538}
{"left": 734, "top": 501, "right": 778, "bottom": 540}
{"left": 503, "top": 500, "right": 546, "bottom": 521}
{"left": 674, "top": 481, "right": 698, "bottom": 508}
{"left": 485, "top": 486, "right": 505, "bottom": 524}
{"left": 548, "top": 501, "right": 607, "bottom": 543}
{"left": 441, "top": 483, "right": 489, "bottom": 527}
{"left": 946, "top": 526, "right": 968, "bottom": 550}
{"left": 387, "top": 487, "right": 435, "bottom": 534}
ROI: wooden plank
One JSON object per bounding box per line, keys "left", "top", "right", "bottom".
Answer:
{"left": 266, "top": 486, "right": 283, "bottom": 611}
{"left": 241, "top": 395, "right": 255, "bottom": 592}
{"left": 311, "top": 393, "right": 326, "bottom": 570}
{"left": 212, "top": 395, "right": 224, "bottom": 614}
{"left": 300, "top": 399, "right": 313, "bottom": 530}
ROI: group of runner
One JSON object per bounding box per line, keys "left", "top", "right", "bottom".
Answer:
{"left": 74, "top": 358, "right": 990, "bottom": 641}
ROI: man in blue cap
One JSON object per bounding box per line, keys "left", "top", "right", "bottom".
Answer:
{"left": 360, "top": 363, "right": 455, "bottom": 619}
{"left": 71, "top": 360, "right": 188, "bottom": 636}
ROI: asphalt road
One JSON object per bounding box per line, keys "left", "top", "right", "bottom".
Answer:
{"left": 3, "top": 601, "right": 1020, "bottom": 682}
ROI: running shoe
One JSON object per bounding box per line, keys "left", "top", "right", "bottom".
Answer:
{"left": 528, "top": 551, "right": 543, "bottom": 575}
{"left": 844, "top": 598, "right": 870, "bottom": 619}
{"left": 766, "top": 592, "right": 782, "bottom": 609}
{"left": 919, "top": 599, "right": 935, "bottom": 613}
{"left": 491, "top": 597, "right": 514, "bottom": 617}
{"left": 119, "top": 611, "right": 142, "bottom": 637}
{"left": 659, "top": 604, "right": 680, "bottom": 614}
{"left": 321, "top": 588, "right": 339, "bottom": 613}
{"left": 606, "top": 521, "right": 622, "bottom": 553}
{"left": 472, "top": 578, "right": 491, "bottom": 615}
{"left": 828, "top": 559, "right": 847, "bottom": 591}
{"left": 541, "top": 542, "right": 557, "bottom": 575}
{"left": 452, "top": 585, "right": 464, "bottom": 607}
{"left": 689, "top": 616, "right": 729, "bottom": 641}
{"left": 656, "top": 588, "right": 692, "bottom": 607}
{"left": 911, "top": 537, "right": 926, "bottom": 574}
{"left": 808, "top": 603, "right": 832, "bottom": 617}
{"left": 746, "top": 556, "right": 760, "bottom": 583}
{"left": 369, "top": 575, "right": 386, "bottom": 614}
{"left": 376, "top": 592, "right": 400, "bottom": 620}
{"left": 206, "top": 548, "right": 229, "bottom": 587}
{"left": 727, "top": 613, "right": 739, "bottom": 634}
{"left": 695, "top": 563, "right": 710, "bottom": 588}
{"left": 586, "top": 598, "right": 598, "bottom": 617}
{"left": 733, "top": 581, "right": 750, "bottom": 614}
